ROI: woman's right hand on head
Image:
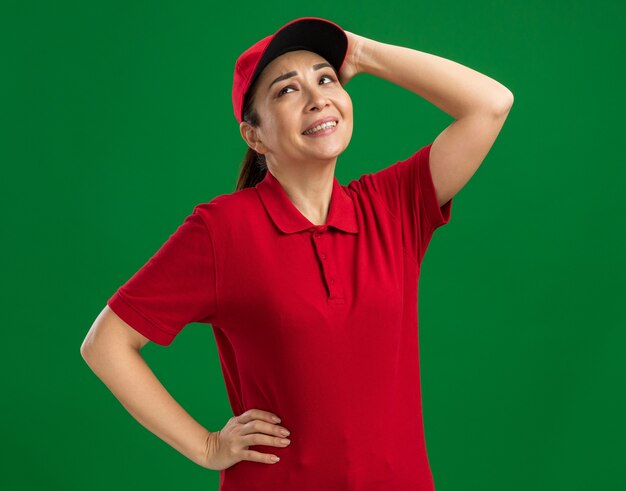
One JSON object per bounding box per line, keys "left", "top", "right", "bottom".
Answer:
{"left": 202, "top": 409, "right": 292, "bottom": 470}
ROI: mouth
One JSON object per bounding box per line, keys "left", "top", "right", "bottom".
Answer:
{"left": 302, "top": 119, "right": 339, "bottom": 137}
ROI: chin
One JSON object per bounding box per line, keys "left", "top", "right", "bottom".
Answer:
{"left": 317, "top": 147, "right": 347, "bottom": 160}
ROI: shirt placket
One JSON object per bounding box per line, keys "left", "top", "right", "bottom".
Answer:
{"left": 311, "top": 225, "right": 345, "bottom": 305}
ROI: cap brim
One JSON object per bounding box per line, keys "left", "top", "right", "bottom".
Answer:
{"left": 249, "top": 18, "right": 348, "bottom": 92}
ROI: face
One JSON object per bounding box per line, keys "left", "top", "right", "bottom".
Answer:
{"left": 240, "top": 50, "right": 354, "bottom": 171}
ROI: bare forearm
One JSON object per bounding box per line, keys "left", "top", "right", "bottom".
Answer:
{"left": 82, "top": 345, "right": 212, "bottom": 468}
{"left": 354, "top": 34, "right": 513, "bottom": 118}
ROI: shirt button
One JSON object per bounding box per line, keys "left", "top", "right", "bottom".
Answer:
{"left": 330, "top": 278, "right": 335, "bottom": 284}
{"left": 321, "top": 253, "right": 326, "bottom": 260}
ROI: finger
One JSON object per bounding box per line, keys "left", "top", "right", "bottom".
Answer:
{"left": 240, "top": 449, "right": 281, "bottom": 464}
{"left": 241, "top": 432, "right": 291, "bottom": 449}
{"left": 242, "top": 419, "right": 291, "bottom": 437}
{"left": 237, "top": 409, "right": 282, "bottom": 425}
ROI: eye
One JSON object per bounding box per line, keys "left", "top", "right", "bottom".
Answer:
{"left": 277, "top": 74, "right": 336, "bottom": 97}
{"left": 319, "top": 73, "right": 336, "bottom": 85}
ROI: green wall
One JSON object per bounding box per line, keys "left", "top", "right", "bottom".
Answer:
{"left": 2, "top": 1, "right": 624, "bottom": 490}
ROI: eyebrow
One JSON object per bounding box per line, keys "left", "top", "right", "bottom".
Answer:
{"left": 268, "top": 63, "right": 334, "bottom": 90}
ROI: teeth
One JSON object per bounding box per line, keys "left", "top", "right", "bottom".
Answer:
{"left": 304, "top": 121, "right": 337, "bottom": 135}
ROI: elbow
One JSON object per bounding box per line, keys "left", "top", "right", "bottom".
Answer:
{"left": 494, "top": 90, "right": 514, "bottom": 115}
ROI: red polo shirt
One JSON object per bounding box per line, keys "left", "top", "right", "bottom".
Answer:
{"left": 107, "top": 142, "right": 452, "bottom": 490}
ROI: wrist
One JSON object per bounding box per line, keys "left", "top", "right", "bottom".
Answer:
{"left": 355, "top": 35, "right": 382, "bottom": 76}
{"left": 193, "top": 428, "right": 217, "bottom": 469}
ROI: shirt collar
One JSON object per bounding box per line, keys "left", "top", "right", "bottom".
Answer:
{"left": 255, "top": 169, "right": 359, "bottom": 235}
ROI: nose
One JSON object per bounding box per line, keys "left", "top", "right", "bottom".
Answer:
{"left": 306, "top": 84, "right": 331, "bottom": 112}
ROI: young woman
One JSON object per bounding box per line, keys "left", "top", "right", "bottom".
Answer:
{"left": 81, "top": 16, "right": 513, "bottom": 491}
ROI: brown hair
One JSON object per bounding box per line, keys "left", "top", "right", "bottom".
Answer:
{"left": 235, "top": 79, "right": 268, "bottom": 192}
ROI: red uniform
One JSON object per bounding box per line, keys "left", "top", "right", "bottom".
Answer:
{"left": 107, "top": 142, "right": 452, "bottom": 490}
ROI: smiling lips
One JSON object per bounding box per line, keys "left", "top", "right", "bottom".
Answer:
{"left": 302, "top": 120, "right": 339, "bottom": 137}
{"left": 302, "top": 116, "right": 339, "bottom": 134}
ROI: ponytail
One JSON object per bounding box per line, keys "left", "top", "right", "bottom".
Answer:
{"left": 235, "top": 80, "right": 268, "bottom": 192}
{"left": 235, "top": 147, "right": 267, "bottom": 192}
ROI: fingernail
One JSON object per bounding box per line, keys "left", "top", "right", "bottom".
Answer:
{"left": 271, "top": 456, "right": 280, "bottom": 462}
{"left": 272, "top": 416, "right": 281, "bottom": 423}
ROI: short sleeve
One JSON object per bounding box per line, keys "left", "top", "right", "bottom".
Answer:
{"left": 359, "top": 143, "right": 452, "bottom": 263}
{"left": 106, "top": 210, "right": 218, "bottom": 346}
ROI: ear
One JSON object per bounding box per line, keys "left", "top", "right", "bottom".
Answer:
{"left": 240, "top": 121, "right": 268, "bottom": 154}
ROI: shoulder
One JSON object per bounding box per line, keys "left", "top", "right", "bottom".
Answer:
{"left": 191, "top": 186, "right": 262, "bottom": 233}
